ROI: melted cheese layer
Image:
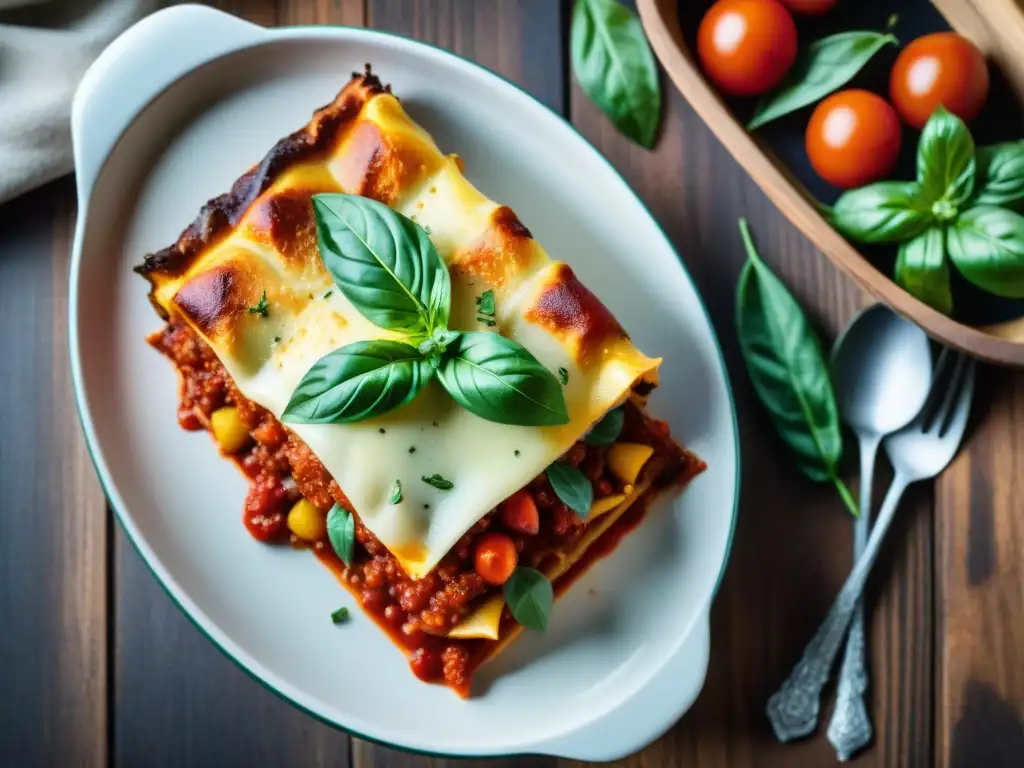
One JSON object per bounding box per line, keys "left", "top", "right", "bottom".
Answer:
{"left": 139, "top": 72, "right": 660, "bottom": 578}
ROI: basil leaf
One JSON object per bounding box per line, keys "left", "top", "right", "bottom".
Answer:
{"left": 571, "top": 0, "right": 661, "bottom": 148}
{"left": 735, "top": 220, "right": 857, "bottom": 517}
{"left": 546, "top": 461, "right": 593, "bottom": 518}
{"left": 895, "top": 227, "right": 953, "bottom": 315}
{"left": 585, "top": 406, "right": 625, "bottom": 445}
{"left": 748, "top": 31, "right": 897, "bottom": 131}
{"left": 283, "top": 340, "right": 433, "bottom": 424}
{"left": 327, "top": 504, "right": 355, "bottom": 567}
{"left": 971, "top": 141, "right": 1024, "bottom": 210}
{"left": 947, "top": 206, "right": 1024, "bottom": 298}
{"left": 504, "top": 567, "right": 554, "bottom": 632}
{"left": 917, "top": 106, "right": 975, "bottom": 211}
{"left": 427, "top": 267, "right": 451, "bottom": 333}
{"left": 437, "top": 331, "right": 569, "bottom": 426}
{"left": 422, "top": 474, "right": 454, "bottom": 490}
{"left": 312, "top": 194, "right": 450, "bottom": 333}
{"left": 830, "top": 182, "right": 933, "bottom": 244}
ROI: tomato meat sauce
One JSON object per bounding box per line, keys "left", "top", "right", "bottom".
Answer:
{"left": 152, "top": 321, "right": 704, "bottom": 696}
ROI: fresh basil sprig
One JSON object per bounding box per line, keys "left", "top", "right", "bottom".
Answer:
{"left": 504, "top": 566, "right": 554, "bottom": 632}
{"left": 327, "top": 504, "right": 356, "bottom": 567}
{"left": 284, "top": 194, "right": 569, "bottom": 427}
{"left": 571, "top": 0, "right": 661, "bottom": 148}
{"left": 947, "top": 206, "right": 1024, "bottom": 298}
{"left": 748, "top": 30, "right": 897, "bottom": 131}
{"left": 829, "top": 107, "right": 1024, "bottom": 311}
{"left": 546, "top": 461, "right": 594, "bottom": 517}
{"left": 971, "top": 141, "right": 1024, "bottom": 210}
{"left": 895, "top": 227, "right": 953, "bottom": 314}
{"left": 735, "top": 219, "right": 858, "bottom": 518}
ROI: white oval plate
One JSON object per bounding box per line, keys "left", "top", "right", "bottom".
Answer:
{"left": 69, "top": 5, "right": 740, "bottom": 762}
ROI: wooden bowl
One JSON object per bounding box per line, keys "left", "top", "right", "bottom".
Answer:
{"left": 637, "top": 0, "right": 1024, "bottom": 366}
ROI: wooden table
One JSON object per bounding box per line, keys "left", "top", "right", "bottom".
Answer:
{"left": 2, "top": 1, "right": 1023, "bottom": 765}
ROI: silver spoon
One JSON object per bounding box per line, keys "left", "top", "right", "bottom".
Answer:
{"left": 826, "top": 306, "right": 933, "bottom": 760}
{"left": 766, "top": 305, "right": 933, "bottom": 750}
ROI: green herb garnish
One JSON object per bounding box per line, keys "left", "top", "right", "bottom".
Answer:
{"left": 323, "top": 290, "right": 333, "bottom": 299}
{"left": 326, "top": 504, "right": 356, "bottom": 566}
{"left": 558, "top": 367, "right": 569, "bottom": 385}
{"left": 736, "top": 219, "right": 858, "bottom": 518}
{"left": 585, "top": 406, "right": 624, "bottom": 445}
{"left": 247, "top": 290, "right": 269, "bottom": 317}
{"left": 282, "top": 195, "right": 568, "bottom": 427}
{"left": 504, "top": 567, "right": 554, "bottom": 632}
{"left": 422, "top": 474, "right": 454, "bottom": 491}
{"left": 389, "top": 480, "right": 403, "bottom": 504}
{"left": 331, "top": 606, "right": 350, "bottom": 624}
{"left": 546, "top": 461, "right": 593, "bottom": 517}
{"left": 476, "top": 289, "right": 496, "bottom": 317}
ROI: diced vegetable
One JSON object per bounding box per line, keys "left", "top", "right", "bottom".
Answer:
{"left": 287, "top": 498, "right": 327, "bottom": 543}
{"left": 474, "top": 532, "right": 518, "bottom": 586}
{"left": 607, "top": 443, "right": 655, "bottom": 485}
{"left": 210, "top": 407, "right": 250, "bottom": 454}
{"left": 499, "top": 490, "right": 539, "bottom": 534}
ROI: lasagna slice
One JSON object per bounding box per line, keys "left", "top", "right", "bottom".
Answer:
{"left": 137, "top": 68, "right": 705, "bottom": 696}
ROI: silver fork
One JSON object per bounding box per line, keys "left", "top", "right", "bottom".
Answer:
{"left": 767, "top": 349, "right": 975, "bottom": 747}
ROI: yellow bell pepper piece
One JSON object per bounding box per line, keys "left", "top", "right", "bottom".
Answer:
{"left": 287, "top": 499, "right": 327, "bottom": 543}
{"left": 210, "top": 407, "right": 250, "bottom": 454}
{"left": 607, "top": 442, "right": 654, "bottom": 485}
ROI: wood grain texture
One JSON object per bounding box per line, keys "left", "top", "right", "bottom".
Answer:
{"left": 936, "top": 370, "right": 1024, "bottom": 768}
{"left": 0, "top": 180, "right": 107, "bottom": 766}
{"left": 110, "top": 3, "right": 362, "bottom": 767}
{"left": 568, "top": 40, "right": 934, "bottom": 766}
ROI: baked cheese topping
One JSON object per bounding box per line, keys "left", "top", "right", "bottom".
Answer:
{"left": 139, "top": 72, "right": 660, "bottom": 578}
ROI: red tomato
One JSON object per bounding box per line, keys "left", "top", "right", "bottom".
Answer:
{"left": 697, "top": 0, "right": 799, "bottom": 97}
{"left": 500, "top": 490, "right": 540, "bottom": 535}
{"left": 806, "top": 89, "right": 902, "bottom": 189}
{"left": 889, "top": 32, "right": 989, "bottom": 130}
{"left": 779, "top": 0, "right": 838, "bottom": 14}
{"left": 474, "top": 532, "right": 518, "bottom": 586}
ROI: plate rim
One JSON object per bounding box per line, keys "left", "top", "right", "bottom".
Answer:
{"left": 68, "top": 17, "right": 741, "bottom": 760}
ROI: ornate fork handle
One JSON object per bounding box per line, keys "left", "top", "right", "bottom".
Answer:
{"left": 767, "top": 473, "right": 910, "bottom": 743}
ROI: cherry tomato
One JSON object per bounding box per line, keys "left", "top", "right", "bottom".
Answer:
{"left": 500, "top": 490, "right": 540, "bottom": 535}
{"left": 474, "top": 532, "right": 518, "bottom": 586}
{"left": 697, "top": 0, "right": 799, "bottom": 97}
{"left": 778, "top": 0, "right": 838, "bottom": 14}
{"left": 889, "top": 32, "right": 989, "bottom": 130}
{"left": 806, "top": 89, "right": 902, "bottom": 189}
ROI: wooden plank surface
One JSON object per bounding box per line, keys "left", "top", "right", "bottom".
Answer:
{"left": 1, "top": 1, "right": 1022, "bottom": 766}
{"left": 0, "top": 180, "right": 107, "bottom": 766}
{"left": 937, "top": 372, "right": 1024, "bottom": 768}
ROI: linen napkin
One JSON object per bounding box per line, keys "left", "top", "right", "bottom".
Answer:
{"left": 0, "top": 0, "right": 155, "bottom": 203}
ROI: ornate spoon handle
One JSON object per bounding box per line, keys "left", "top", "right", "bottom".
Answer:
{"left": 766, "top": 472, "right": 910, "bottom": 742}
{"left": 826, "top": 437, "right": 879, "bottom": 760}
